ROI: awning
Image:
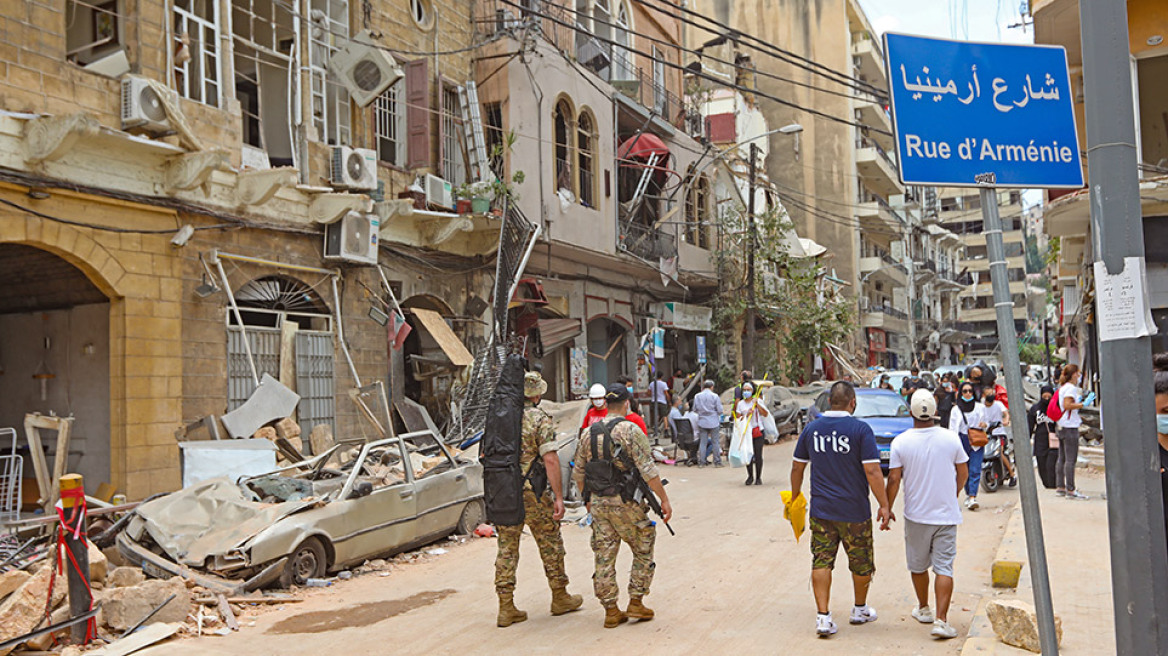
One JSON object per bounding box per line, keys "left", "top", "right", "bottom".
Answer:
{"left": 539, "top": 318, "right": 583, "bottom": 352}
{"left": 410, "top": 308, "right": 473, "bottom": 367}
{"left": 618, "top": 134, "right": 669, "bottom": 161}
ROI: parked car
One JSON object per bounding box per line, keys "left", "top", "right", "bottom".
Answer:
{"left": 869, "top": 370, "right": 936, "bottom": 393}
{"left": 118, "top": 430, "right": 484, "bottom": 594}
{"left": 807, "top": 388, "right": 913, "bottom": 473}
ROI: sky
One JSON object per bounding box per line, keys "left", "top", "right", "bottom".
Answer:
{"left": 857, "top": 0, "right": 1035, "bottom": 45}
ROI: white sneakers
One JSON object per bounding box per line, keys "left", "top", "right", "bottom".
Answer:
{"left": 849, "top": 605, "right": 878, "bottom": 624}
{"left": 964, "top": 496, "right": 980, "bottom": 510}
{"left": 816, "top": 613, "right": 838, "bottom": 637}
{"left": 1066, "top": 490, "right": 1089, "bottom": 500}
{"left": 932, "top": 619, "right": 959, "bottom": 639}
{"left": 911, "top": 605, "right": 935, "bottom": 623}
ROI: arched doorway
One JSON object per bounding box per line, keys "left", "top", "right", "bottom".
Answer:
{"left": 0, "top": 244, "right": 111, "bottom": 489}
{"left": 586, "top": 316, "right": 630, "bottom": 386}
{"left": 398, "top": 295, "right": 466, "bottom": 432}
{"left": 228, "top": 275, "right": 335, "bottom": 439}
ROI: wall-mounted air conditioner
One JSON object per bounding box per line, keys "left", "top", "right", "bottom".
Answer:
{"left": 425, "top": 173, "right": 453, "bottom": 210}
{"left": 328, "top": 31, "right": 405, "bottom": 107}
{"left": 121, "top": 75, "right": 176, "bottom": 135}
{"left": 324, "top": 211, "right": 379, "bottom": 265}
{"left": 330, "top": 146, "right": 377, "bottom": 191}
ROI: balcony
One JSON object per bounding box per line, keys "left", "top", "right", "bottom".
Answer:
{"left": 855, "top": 96, "right": 894, "bottom": 150}
{"left": 856, "top": 194, "right": 904, "bottom": 234}
{"left": 852, "top": 37, "right": 887, "bottom": 84}
{"left": 856, "top": 136, "right": 905, "bottom": 197}
{"left": 619, "top": 220, "right": 677, "bottom": 261}
{"left": 861, "top": 302, "right": 910, "bottom": 335}
{"left": 860, "top": 244, "right": 908, "bottom": 287}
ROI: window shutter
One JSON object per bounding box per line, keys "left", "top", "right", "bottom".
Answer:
{"left": 405, "top": 59, "right": 431, "bottom": 170}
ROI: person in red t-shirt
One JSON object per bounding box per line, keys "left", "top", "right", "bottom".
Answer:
{"left": 582, "top": 383, "right": 609, "bottom": 431}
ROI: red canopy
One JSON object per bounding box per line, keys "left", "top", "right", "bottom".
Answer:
{"left": 618, "top": 134, "right": 670, "bottom": 162}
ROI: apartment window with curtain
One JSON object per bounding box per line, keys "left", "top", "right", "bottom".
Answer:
{"left": 652, "top": 46, "right": 666, "bottom": 114}
{"left": 553, "top": 98, "right": 574, "bottom": 194}
{"left": 685, "top": 173, "right": 710, "bottom": 248}
{"left": 440, "top": 83, "right": 467, "bottom": 185}
{"left": 173, "top": 0, "right": 220, "bottom": 106}
{"left": 374, "top": 81, "right": 405, "bottom": 166}
{"left": 577, "top": 110, "right": 596, "bottom": 208}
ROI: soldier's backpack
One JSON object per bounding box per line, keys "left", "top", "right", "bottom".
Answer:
{"left": 583, "top": 418, "right": 629, "bottom": 501}
{"left": 482, "top": 354, "right": 526, "bottom": 526}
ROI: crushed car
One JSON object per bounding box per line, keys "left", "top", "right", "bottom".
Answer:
{"left": 117, "top": 429, "right": 484, "bottom": 594}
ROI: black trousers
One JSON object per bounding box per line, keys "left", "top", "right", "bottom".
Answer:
{"left": 748, "top": 436, "right": 765, "bottom": 480}
{"left": 1034, "top": 430, "right": 1059, "bottom": 489}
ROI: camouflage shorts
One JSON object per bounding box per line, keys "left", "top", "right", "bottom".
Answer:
{"left": 810, "top": 517, "right": 875, "bottom": 576}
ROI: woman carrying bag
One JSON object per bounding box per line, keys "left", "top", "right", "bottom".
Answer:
{"left": 948, "top": 381, "right": 988, "bottom": 510}
{"left": 733, "top": 382, "right": 771, "bottom": 486}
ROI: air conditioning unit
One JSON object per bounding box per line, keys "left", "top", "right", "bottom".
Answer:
{"left": 121, "top": 75, "right": 176, "bottom": 135}
{"left": 424, "top": 173, "right": 453, "bottom": 210}
{"left": 324, "top": 211, "right": 379, "bottom": 265}
{"left": 577, "top": 37, "right": 610, "bottom": 72}
{"left": 328, "top": 31, "right": 404, "bottom": 107}
{"left": 330, "top": 146, "right": 377, "bottom": 191}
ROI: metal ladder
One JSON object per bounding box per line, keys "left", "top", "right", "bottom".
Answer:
{"left": 458, "top": 82, "right": 493, "bottom": 182}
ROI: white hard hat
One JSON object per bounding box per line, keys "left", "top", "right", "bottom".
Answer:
{"left": 589, "top": 383, "right": 606, "bottom": 399}
{"left": 909, "top": 389, "right": 937, "bottom": 421}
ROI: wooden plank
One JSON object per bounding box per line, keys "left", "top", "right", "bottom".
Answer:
{"left": 279, "top": 321, "right": 298, "bottom": 424}
{"left": 48, "top": 418, "right": 73, "bottom": 509}
{"left": 194, "top": 596, "right": 301, "bottom": 605}
{"left": 409, "top": 308, "right": 473, "bottom": 367}
{"left": 22, "top": 416, "right": 50, "bottom": 509}
{"left": 216, "top": 594, "right": 239, "bottom": 631}
{"left": 88, "top": 622, "right": 182, "bottom": 656}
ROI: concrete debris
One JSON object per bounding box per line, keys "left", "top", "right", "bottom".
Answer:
{"left": 337, "top": 570, "right": 353, "bottom": 580}
{"left": 89, "top": 621, "right": 182, "bottom": 656}
{"left": 90, "top": 539, "right": 110, "bottom": 584}
{"left": 986, "top": 599, "right": 1063, "bottom": 653}
{"left": 100, "top": 577, "right": 192, "bottom": 632}
{"left": 309, "top": 424, "right": 335, "bottom": 460}
{"left": 275, "top": 417, "right": 304, "bottom": 454}
{"left": 220, "top": 374, "right": 300, "bottom": 439}
{"left": 253, "top": 426, "right": 278, "bottom": 441}
{"left": 107, "top": 566, "right": 147, "bottom": 589}
{"left": 0, "top": 565, "right": 67, "bottom": 656}
{"left": 0, "top": 569, "right": 30, "bottom": 602}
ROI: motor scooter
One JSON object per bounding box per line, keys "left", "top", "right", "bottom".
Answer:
{"left": 981, "top": 421, "right": 1010, "bottom": 493}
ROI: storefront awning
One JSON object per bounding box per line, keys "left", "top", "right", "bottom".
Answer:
{"left": 618, "top": 134, "right": 670, "bottom": 161}
{"left": 539, "top": 318, "right": 583, "bottom": 352}
{"left": 410, "top": 308, "right": 473, "bottom": 367}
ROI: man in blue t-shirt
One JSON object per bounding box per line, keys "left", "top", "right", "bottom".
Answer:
{"left": 789, "top": 381, "right": 893, "bottom": 638}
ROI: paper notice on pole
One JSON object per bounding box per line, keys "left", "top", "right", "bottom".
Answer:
{"left": 1093, "top": 257, "right": 1156, "bottom": 342}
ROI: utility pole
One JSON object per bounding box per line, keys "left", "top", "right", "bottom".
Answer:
{"left": 1079, "top": 1, "right": 1168, "bottom": 653}
{"left": 905, "top": 215, "right": 917, "bottom": 367}
{"left": 1042, "top": 317, "right": 1052, "bottom": 384}
{"left": 744, "top": 142, "right": 758, "bottom": 373}
{"left": 979, "top": 181, "right": 1059, "bottom": 655}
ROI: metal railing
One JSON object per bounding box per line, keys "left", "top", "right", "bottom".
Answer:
{"left": 862, "top": 302, "right": 909, "bottom": 320}
{"left": 857, "top": 135, "right": 898, "bottom": 170}
{"left": 619, "top": 220, "right": 678, "bottom": 261}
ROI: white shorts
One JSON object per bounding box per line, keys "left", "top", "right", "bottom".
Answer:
{"left": 904, "top": 519, "right": 957, "bottom": 577}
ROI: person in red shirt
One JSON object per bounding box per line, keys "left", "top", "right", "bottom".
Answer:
{"left": 582, "top": 384, "right": 609, "bottom": 431}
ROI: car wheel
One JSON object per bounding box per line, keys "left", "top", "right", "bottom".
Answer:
{"left": 457, "top": 499, "right": 486, "bottom": 535}
{"left": 279, "top": 537, "right": 328, "bottom": 588}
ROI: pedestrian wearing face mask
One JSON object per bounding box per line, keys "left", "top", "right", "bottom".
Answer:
{"left": 982, "top": 389, "right": 1017, "bottom": 487}
{"left": 1055, "top": 364, "right": 1088, "bottom": 499}
{"left": 1152, "top": 353, "right": 1168, "bottom": 565}
{"left": 948, "top": 382, "right": 987, "bottom": 510}
{"left": 735, "top": 381, "right": 771, "bottom": 485}
{"left": 692, "top": 380, "right": 724, "bottom": 467}
{"left": 934, "top": 380, "right": 956, "bottom": 431}
{"left": 582, "top": 383, "right": 610, "bottom": 431}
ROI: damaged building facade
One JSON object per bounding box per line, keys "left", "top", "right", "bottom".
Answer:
{"left": 0, "top": 0, "right": 496, "bottom": 499}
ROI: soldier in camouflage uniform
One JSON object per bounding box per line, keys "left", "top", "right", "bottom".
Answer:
{"left": 573, "top": 384, "right": 673, "bottom": 628}
{"left": 494, "top": 371, "right": 583, "bottom": 627}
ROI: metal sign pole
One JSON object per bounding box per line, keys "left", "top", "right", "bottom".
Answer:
{"left": 1078, "top": 2, "right": 1168, "bottom": 653}
{"left": 978, "top": 181, "right": 1059, "bottom": 656}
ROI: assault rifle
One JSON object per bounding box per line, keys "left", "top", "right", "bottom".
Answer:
{"left": 619, "top": 452, "right": 675, "bottom": 536}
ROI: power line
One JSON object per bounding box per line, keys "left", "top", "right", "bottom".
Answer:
{"left": 498, "top": 0, "right": 891, "bottom": 137}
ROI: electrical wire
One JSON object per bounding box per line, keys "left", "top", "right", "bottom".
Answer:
{"left": 0, "top": 197, "right": 233, "bottom": 235}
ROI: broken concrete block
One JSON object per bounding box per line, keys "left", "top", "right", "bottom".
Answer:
{"left": 275, "top": 417, "right": 302, "bottom": 440}
{"left": 220, "top": 374, "right": 300, "bottom": 439}
{"left": 107, "top": 566, "right": 147, "bottom": 589}
{"left": 0, "top": 569, "right": 30, "bottom": 603}
{"left": 0, "top": 566, "right": 68, "bottom": 656}
{"left": 986, "top": 599, "right": 1063, "bottom": 653}
{"left": 309, "top": 423, "right": 334, "bottom": 458}
{"left": 100, "top": 577, "right": 191, "bottom": 632}
{"left": 89, "top": 540, "right": 109, "bottom": 584}
{"left": 253, "top": 426, "right": 278, "bottom": 441}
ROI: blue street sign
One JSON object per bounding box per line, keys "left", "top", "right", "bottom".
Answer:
{"left": 883, "top": 33, "right": 1083, "bottom": 188}
{"left": 696, "top": 336, "right": 707, "bottom": 364}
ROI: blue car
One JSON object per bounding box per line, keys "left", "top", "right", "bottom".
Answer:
{"left": 806, "top": 388, "right": 913, "bottom": 473}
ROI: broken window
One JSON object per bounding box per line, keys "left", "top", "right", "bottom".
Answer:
{"left": 226, "top": 276, "right": 335, "bottom": 438}
{"left": 232, "top": 0, "right": 296, "bottom": 165}
{"left": 553, "top": 98, "right": 574, "bottom": 195}
{"left": 577, "top": 109, "right": 596, "bottom": 208}
{"left": 685, "top": 173, "right": 710, "bottom": 248}
{"left": 308, "top": 0, "right": 352, "bottom": 146}
{"left": 652, "top": 46, "right": 667, "bottom": 115}
{"left": 172, "top": 0, "right": 221, "bottom": 106}
{"left": 483, "top": 101, "right": 505, "bottom": 179}
{"left": 65, "top": 0, "right": 124, "bottom": 66}
{"left": 374, "top": 81, "right": 406, "bottom": 166}
{"left": 440, "top": 83, "right": 466, "bottom": 186}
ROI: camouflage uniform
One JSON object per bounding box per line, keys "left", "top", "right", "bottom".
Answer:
{"left": 572, "top": 416, "right": 660, "bottom": 608}
{"left": 494, "top": 401, "right": 570, "bottom": 595}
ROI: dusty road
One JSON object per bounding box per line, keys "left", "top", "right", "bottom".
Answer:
{"left": 143, "top": 441, "right": 1019, "bottom": 655}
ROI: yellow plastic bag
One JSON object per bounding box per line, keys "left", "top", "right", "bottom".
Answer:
{"left": 780, "top": 491, "right": 807, "bottom": 542}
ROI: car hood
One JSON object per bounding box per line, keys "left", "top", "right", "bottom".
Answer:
{"left": 131, "top": 477, "right": 317, "bottom": 568}
{"left": 858, "top": 416, "right": 914, "bottom": 442}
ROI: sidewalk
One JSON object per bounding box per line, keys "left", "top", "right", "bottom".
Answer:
{"left": 963, "top": 467, "right": 1115, "bottom": 654}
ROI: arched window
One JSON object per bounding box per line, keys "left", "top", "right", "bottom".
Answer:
{"left": 612, "top": 0, "right": 633, "bottom": 81}
{"left": 577, "top": 110, "right": 596, "bottom": 207}
{"left": 685, "top": 173, "right": 710, "bottom": 249}
{"left": 553, "top": 98, "right": 574, "bottom": 194}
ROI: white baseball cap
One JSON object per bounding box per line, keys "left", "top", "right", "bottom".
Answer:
{"left": 589, "top": 383, "right": 606, "bottom": 399}
{"left": 909, "top": 389, "right": 937, "bottom": 421}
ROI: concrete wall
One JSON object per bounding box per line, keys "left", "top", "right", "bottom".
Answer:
{"left": 0, "top": 303, "right": 111, "bottom": 488}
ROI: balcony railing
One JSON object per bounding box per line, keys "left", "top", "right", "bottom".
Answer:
{"left": 863, "top": 302, "right": 909, "bottom": 320}
{"left": 857, "top": 135, "right": 897, "bottom": 169}
{"left": 619, "top": 220, "right": 678, "bottom": 261}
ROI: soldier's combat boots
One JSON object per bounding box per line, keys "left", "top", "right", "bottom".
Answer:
{"left": 626, "top": 597, "right": 655, "bottom": 621}
{"left": 550, "top": 587, "right": 583, "bottom": 615}
{"left": 497, "top": 594, "right": 528, "bottom": 627}
{"left": 603, "top": 605, "right": 629, "bottom": 628}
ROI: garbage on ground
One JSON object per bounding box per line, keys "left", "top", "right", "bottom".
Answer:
{"left": 473, "top": 524, "right": 496, "bottom": 538}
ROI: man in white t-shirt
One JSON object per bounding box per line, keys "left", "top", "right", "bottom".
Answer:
{"left": 884, "top": 390, "right": 970, "bottom": 640}
{"left": 649, "top": 371, "right": 672, "bottom": 437}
